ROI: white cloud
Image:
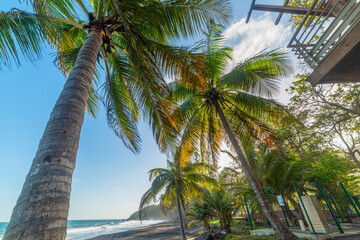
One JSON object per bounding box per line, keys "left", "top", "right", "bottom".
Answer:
{"left": 221, "top": 13, "right": 303, "bottom": 104}
{"left": 223, "top": 13, "right": 292, "bottom": 72}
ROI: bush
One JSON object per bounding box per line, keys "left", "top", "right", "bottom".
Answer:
{"left": 230, "top": 226, "right": 250, "bottom": 235}
{"left": 231, "top": 226, "right": 267, "bottom": 235}
{"left": 225, "top": 234, "right": 279, "bottom": 240}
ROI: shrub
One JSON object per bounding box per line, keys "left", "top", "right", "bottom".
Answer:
{"left": 225, "top": 234, "right": 279, "bottom": 240}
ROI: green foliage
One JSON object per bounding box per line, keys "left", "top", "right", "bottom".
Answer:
{"left": 170, "top": 24, "right": 292, "bottom": 167}
{"left": 230, "top": 226, "right": 266, "bottom": 236}
{"left": 225, "top": 234, "right": 278, "bottom": 240}
{"left": 187, "top": 201, "right": 215, "bottom": 233}
{"left": 284, "top": 74, "right": 360, "bottom": 162}
{"left": 271, "top": 73, "right": 360, "bottom": 217}
{"left": 287, "top": 0, "right": 324, "bottom": 30}
{"left": 127, "top": 204, "right": 170, "bottom": 220}
{"left": 284, "top": 74, "right": 360, "bottom": 189}
{"left": 3, "top": 0, "right": 232, "bottom": 153}
{"left": 188, "top": 189, "right": 239, "bottom": 233}
{"left": 0, "top": 9, "right": 57, "bottom": 70}
{"left": 139, "top": 151, "right": 216, "bottom": 220}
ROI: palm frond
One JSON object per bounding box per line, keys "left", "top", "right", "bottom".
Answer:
{"left": 139, "top": 188, "right": 156, "bottom": 221}
{"left": 221, "top": 49, "right": 292, "bottom": 97}
{"left": 87, "top": 85, "right": 100, "bottom": 118}
{"left": 0, "top": 9, "right": 55, "bottom": 70}
{"left": 103, "top": 54, "right": 141, "bottom": 153}
{"left": 161, "top": 0, "right": 232, "bottom": 38}
{"left": 24, "top": 0, "right": 79, "bottom": 22}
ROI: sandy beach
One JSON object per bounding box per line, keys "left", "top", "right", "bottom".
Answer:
{"left": 87, "top": 222, "right": 200, "bottom": 240}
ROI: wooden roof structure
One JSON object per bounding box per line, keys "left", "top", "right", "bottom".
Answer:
{"left": 246, "top": 0, "right": 360, "bottom": 85}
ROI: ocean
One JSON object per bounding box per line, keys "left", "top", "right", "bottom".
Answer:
{"left": 0, "top": 219, "right": 163, "bottom": 240}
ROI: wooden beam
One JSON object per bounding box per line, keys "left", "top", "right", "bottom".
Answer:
{"left": 246, "top": 0, "right": 256, "bottom": 23}
{"left": 308, "top": 21, "right": 360, "bottom": 85}
{"left": 319, "top": 68, "right": 360, "bottom": 83}
{"left": 253, "top": 4, "right": 329, "bottom": 16}
{"left": 275, "top": 0, "right": 290, "bottom": 25}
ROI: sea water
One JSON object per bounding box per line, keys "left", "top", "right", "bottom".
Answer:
{"left": 0, "top": 219, "right": 163, "bottom": 240}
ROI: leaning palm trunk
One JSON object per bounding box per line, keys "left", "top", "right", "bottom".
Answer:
{"left": 214, "top": 102, "right": 300, "bottom": 240}
{"left": 176, "top": 191, "right": 187, "bottom": 240}
{"left": 4, "top": 27, "right": 103, "bottom": 240}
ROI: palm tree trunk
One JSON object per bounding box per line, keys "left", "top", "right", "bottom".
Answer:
{"left": 181, "top": 205, "right": 189, "bottom": 230}
{"left": 283, "top": 197, "right": 296, "bottom": 226}
{"left": 4, "top": 27, "right": 103, "bottom": 240}
{"left": 214, "top": 102, "right": 300, "bottom": 240}
{"left": 224, "top": 215, "right": 232, "bottom": 233}
{"left": 176, "top": 191, "right": 187, "bottom": 240}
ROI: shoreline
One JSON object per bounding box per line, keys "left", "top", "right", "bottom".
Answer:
{"left": 87, "top": 221, "right": 200, "bottom": 240}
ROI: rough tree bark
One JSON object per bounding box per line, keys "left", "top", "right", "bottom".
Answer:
{"left": 4, "top": 27, "right": 103, "bottom": 240}
{"left": 349, "top": 151, "right": 360, "bottom": 170}
{"left": 176, "top": 191, "right": 187, "bottom": 240}
{"left": 214, "top": 102, "right": 301, "bottom": 240}
{"left": 334, "top": 126, "right": 360, "bottom": 170}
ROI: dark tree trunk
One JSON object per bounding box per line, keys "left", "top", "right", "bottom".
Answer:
{"left": 224, "top": 215, "right": 232, "bottom": 233}
{"left": 283, "top": 198, "right": 296, "bottom": 226}
{"left": 219, "top": 219, "right": 225, "bottom": 232}
{"left": 181, "top": 204, "right": 189, "bottom": 230}
{"left": 4, "top": 27, "right": 103, "bottom": 240}
{"left": 296, "top": 202, "right": 306, "bottom": 225}
{"left": 176, "top": 191, "right": 187, "bottom": 240}
{"left": 205, "top": 219, "right": 215, "bottom": 233}
{"left": 214, "top": 102, "right": 300, "bottom": 240}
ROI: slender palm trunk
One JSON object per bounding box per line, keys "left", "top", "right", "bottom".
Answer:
{"left": 4, "top": 27, "right": 103, "bottom": 240}
{"left": 181, "top": 205, "right": 189, "bottom": 230}
{"left": 205, "top": 219, "right": 215, "bottom": 233}
{"left": 224, "top": 215, "right": 232, "bottom": 233}
{"left": 176, "top": 191, "right": 187, "bottom": 240}
{"left": 283, "top": 197, "right": 296, "bottom": 226}
{"left": 214, "top": 102, "right": 300, "bottom": 240}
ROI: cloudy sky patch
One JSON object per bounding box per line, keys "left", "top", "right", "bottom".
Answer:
{"left": 223, "top": 13, "right": 292, "bottom": 71}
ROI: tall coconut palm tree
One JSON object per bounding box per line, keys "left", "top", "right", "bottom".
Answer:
{"left": 140, "top": 155, "right": 216, "bottom": 240}
{"left": 170, "top": 25, "right": 300, "bottom": 240}
{"left": 2, "top": 1, "right": 231, "bottom": 239}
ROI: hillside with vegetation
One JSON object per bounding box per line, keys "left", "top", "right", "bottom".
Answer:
{"left": 127, "top": 205, "right": 172, "bottom": 221}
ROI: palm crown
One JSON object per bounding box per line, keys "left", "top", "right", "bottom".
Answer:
{"left": 170, "top": 24, "right": 292, "bottom": 166}
{"left": 1, "top": 0, "right": 231, "bottom": 153}
{"left": 140, "top": 158, "right": 216, "bottom": 216}
{"left": 139, "top": 152, "right": 216, "bottom": 240}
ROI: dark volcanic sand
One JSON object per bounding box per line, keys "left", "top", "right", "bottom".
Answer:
{"left": 87, "top": 222, "right": 200, "bottom": 240}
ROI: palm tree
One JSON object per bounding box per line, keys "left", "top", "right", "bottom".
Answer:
{"left": 187, "top": 200, "right": 215, "bottom": 234}
{"left": 170, "top": 25, "right": 301, "bottom": 240}
{"left": 202, "top": 189, "right": 236, "bottom": 233}
{"left": 140, "top": 155, "right": 216, "bottom": 240}
{"left": 3, "top": 1, "right": 231, "bottom": 239}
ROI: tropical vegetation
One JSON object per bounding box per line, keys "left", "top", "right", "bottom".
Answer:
{"left": 3, "top": 1, "right": 360, "bottom": 240}
{"left": 139, "top": 150, "right": 216, "bottom": 240}
{"left": 2, "top": 0, "right": 231, "bottom": 239}
{"left": 168, "top": 24, "right": 300, "bottom": 240}
{"left": 138, "top": 24, "right": 360, "bottom": 240}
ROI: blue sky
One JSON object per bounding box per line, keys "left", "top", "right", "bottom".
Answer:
{"left": 0, "top": 0, "right": 294, "bottom": 221}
